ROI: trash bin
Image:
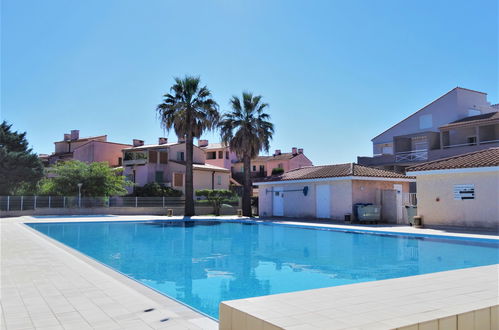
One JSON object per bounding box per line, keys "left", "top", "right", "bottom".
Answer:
{"left": 353, "top": 203, "right": 372, "bottom": 221}
{"left": 405, "top": 205, "right": 417, "bottom": 225}
{"left": 356, "top": 205, "right": 380, "bottom": 223}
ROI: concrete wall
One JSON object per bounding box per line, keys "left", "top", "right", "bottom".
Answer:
{"left": 0, "top": 205, "right": 239, "bottom": 218}
{"left": 193, "top": 169, "right": 230, "bottom": 192}
{"left": 415, "top": 171, "right": 499, "bottom": 228}
{"left": 55, "top": 136, "right": 107, "bottom": 154}
{"left": 257, "top": 180, "right": 351, "bottom": 220}
{"left": 73, "top": 141, "right": 130, "bottom": 167}
{"left": 204, "top": 147, "right": 237, "bottom": 170}
{"left": 352, "top": 180, "right": 410, "bottom": 205}
{"left": 259, "top": 179, "right": 413, "bottom": 220}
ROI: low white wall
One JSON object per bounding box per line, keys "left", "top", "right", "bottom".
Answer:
{"left": 0, "top": 205, "right": 239, "bottom": 218}
{"left": 416, "top": 171, "right": 499, "bottom": 228}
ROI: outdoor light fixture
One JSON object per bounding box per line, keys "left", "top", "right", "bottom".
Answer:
{"left": 77, "top": 183, "right": 83, "bottom": 208}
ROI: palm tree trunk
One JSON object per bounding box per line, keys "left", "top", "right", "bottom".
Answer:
{"left": 184, "top": 132, "right": 195, "bottom": 216}
{"left": 242, "top": 154, "right": 252, "bottom": 217}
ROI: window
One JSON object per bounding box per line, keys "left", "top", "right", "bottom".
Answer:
{"left": 177, "top": 151, "right": 184, "bottom": 161}
{"left": 218, "top": 151, "right": 223, "bottom": 159}
{"left": 382, "top": 146, "right": 393, "bottom": 154}
{"left": 155, "top": 171, "right": 163, "bottom": 183}
{"left": 278, "top": 163, "right": 283, "bottom": 169}
{"left": 467, "top": 136, "right": 477, "bottom": 145}
{"left": 217, "top": 175, "right": 222, "bottom": 185}
{"left": 252, "top": 165, "right": 256, "bottom": 171}
{"left": 124, "top": 152, "right": 134, "bottom": 161}
{"left": 225, "top": 151, "right": 229, "bottom": 159}
{"left": 118, "top": 157, "right": 122, "bottom": 166}
{"left": 419, "top": 114, "right": 432, "bottom": 129}
{"left": 159, "top": 151, "right": 168, "bottom": 164}
{"left": 149, "top": 150, "right": 158, "bottom": 163}
{"left": 259, "top": 165, "right": 265, "bottom": 173}
{"left": 174, "top": 173, "right": 183, "bottom": 187}
{"left": 207, "top": 152, "right": 216, "bottom": 160}
{"left": 412, "top": 136, "right": 428, "bottom": 151}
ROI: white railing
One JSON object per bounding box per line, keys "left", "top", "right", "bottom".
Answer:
{"left": 443, "top": 139, "right": 499, "bottom": 148}
{"left": 0, "top": 196, "right": 240, "bottom": 211}
{"left": 403, "top": 193, "right": 417, "bottom": 206}
{"left": 395, "top": 150, "right": 428, "bottom": 162}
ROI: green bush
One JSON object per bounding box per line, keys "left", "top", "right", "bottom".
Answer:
{"left": 196, "top": 189, "right": 236, "bottom": 216}
{"left": 130, "top": 182, "right": 183, "bottom": 197}
{"left": 271, "top": 167, "right": 284, "bottom": 175}
{"left": 38, "top": 161, "right": 130, "bottom": 197}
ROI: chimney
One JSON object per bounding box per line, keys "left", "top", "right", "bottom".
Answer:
{"left": 158, "top": 137, "right": 168, "bottom": 145}
{"left": 292, "top": 147, "right": 298, "bottom": 155}
{"left": 64, "top": 133, "right": 71, "bottom": 141}
{"left": 274, "top": 149, "right": 281, "bottom": 156}
{"left": 70, "top": 130, "right": 80, "bottom": 140}
{"left": 198, "top": 139, "right": 209, "bottom": 147}
{"left": 298, "top": 148, "right": 303, "bottom": 154}
{"left": 133, "top": 139, "right": 144, "bottom": 147}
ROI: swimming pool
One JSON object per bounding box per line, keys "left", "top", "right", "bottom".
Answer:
{"left": 28, "top": 220, "right": 499, "bottom": 319}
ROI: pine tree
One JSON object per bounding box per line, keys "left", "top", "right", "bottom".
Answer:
{"left": 0, "top": 121, "right": 44, "bottom": 195}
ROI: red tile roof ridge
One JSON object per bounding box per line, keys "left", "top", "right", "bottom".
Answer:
{"left": 406, "top": 147, "right": 499, "bottom": 172}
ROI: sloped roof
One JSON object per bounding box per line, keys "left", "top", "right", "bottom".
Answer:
{"left": 54, "top": 135, "right": 107, "bottom": 144}
{"left": 371, "top": 87, "right": 489, "bottom": 141}
{"left": 122, "top": 142, "right": 180, "bottom": 151}
{"left": 440, "top": 112, "right": 498, "bottom": 129}
{"left": 200, "top": 143, "right": 227, "bottom": 149}
{"left": 254, "top": 153, "right": 299, "bottom": 162}
{"left": 406, "top": 148, "right": 499, "bottom": 172}
{"left": 257, "top": 163, "right": 411, "bottom": 182}
{"left": 193, "top": 163, "right": 230, "bottom": 172}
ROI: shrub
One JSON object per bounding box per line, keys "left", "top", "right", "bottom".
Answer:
{"left": 196, "top": 189, "right": 236, "bottom": 216}
{"left": 271, "top": 167, "right": 284, "bottom": 175}
{"left": 130, "top": 182, "right": 183, "bottom": 197}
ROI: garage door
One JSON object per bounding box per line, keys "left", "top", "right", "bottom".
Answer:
{"left": 316, "top": 184, "right": 331, "bottom": 218}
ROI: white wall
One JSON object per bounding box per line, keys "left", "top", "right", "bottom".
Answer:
{"left": 415, "top": 170, "right": 499, "bottom": 228}
{"left": 258, "top": 180, "right": 353, "bottom": 219}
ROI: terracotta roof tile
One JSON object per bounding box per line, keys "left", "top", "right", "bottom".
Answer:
{"left": 257, "top": 163, "right": 411, "bottom": 182}
{"left": 406, "top": 147, "right": 499, "bottom": 172}
{"left": 440, "top": 112, "right": 498, "bottom": 129}
{"left": 254, "top": 153, "right": 299, "bottom": 161}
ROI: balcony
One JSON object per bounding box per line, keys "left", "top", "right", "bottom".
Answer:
{"left": 395, "top": 149, "right": 428, "bottom": 163}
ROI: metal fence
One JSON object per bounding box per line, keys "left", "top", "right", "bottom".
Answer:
{"left": 0, "top": 196, "right": 240, "bottom": 211}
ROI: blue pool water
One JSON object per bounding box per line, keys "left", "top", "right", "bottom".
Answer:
{"left": 28, "top": 220, "right": 499, "bottom": 319}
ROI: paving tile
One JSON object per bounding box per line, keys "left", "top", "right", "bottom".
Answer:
{"left": 1, "top": 218, "right": 217, "bottom": 330}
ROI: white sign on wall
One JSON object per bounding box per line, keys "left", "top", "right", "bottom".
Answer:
{"left": 453, "top": 184, "right": 475, "bottom": 200}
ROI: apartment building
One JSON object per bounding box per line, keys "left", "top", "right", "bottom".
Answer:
{"left": 122, "top": 138, "right": 230, "bottom": 194}
{"left": 358, "top": 87, "right": 499, "bottom": 172}
{"left": 47, "top": 130, "right": 131, "bottom": 167}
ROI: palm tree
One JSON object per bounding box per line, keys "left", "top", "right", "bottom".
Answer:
{"left": 157, "top": 76, "right": 219, "bottom": 216}
{"left": 220, "top": 92, "right": 274, "bottom": 216}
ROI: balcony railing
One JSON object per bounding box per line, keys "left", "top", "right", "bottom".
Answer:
{"left": 395, "top": 150, "right": 428, "bottom": 163}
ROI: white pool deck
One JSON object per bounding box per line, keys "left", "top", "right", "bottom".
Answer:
{"left": 1, "top": 215, "right": 498, "bottom": 330}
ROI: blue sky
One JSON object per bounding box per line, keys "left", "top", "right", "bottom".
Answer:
{"left": 1, "top": 0, "right": 497, "bottom": 165}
